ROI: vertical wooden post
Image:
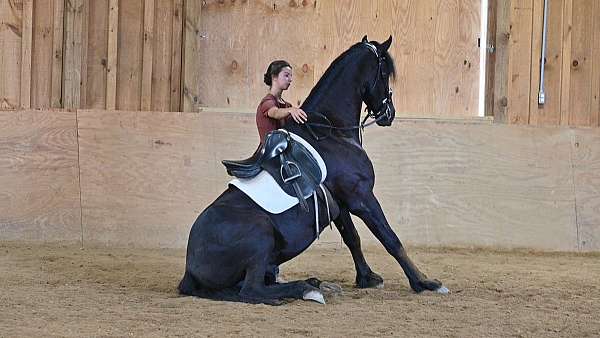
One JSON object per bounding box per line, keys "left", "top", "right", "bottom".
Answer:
{"left": 51, "top": 0, "right": 65, "bottom": 108}
{"left": 63, "top": 0, "right": 86, "bottom": 109}
{"left": 20, "top": 0, "right": 33, "bottom": 109}
{"left": 492, "top": 0, "right": 511, "bottom": 123}
{"left": 141, "top": 0, "right": 155, "bottom": 111}
{"left": 182, "top": 0, "right": 202, "bottom": 112}
{"left": 485, "top": 0, "right": 497, "bottom": 117}
{"left": 106, "top": 0, "right": 119, "bottom": 110}
{"left": 170, "top": 0, "right": 184, "bottom": 112}
{"left": 560, "top": 0, "right": 573, "bottom": 125}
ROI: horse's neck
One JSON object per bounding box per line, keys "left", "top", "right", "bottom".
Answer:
{"left": 301, "top": 67, "right": 363, "bottom": 129}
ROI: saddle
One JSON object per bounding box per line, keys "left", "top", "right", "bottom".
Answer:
{"left": 222, "top": 130, "right": 322, "bottom": 212}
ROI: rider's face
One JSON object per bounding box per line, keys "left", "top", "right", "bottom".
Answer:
{"left": 274, "top": 67, "right": 293, "bottom": 90}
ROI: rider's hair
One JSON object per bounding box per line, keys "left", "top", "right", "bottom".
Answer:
{"left": 264, "top": 60, "right": 292, "bottom": 87}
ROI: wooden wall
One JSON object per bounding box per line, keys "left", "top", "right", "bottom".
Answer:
{"left": 0, "top": 110, "right": 81, "bottom": 243}
{"left": 1, "top": 0, "right": 482, "bottom": 117}
{"left": 195, "top": 0, "right": 481, "bottom": 117}
{"left": 0, "top": 0, "right": 184, "bottom": 111}
{"left": 3, "top": 108, "right": 600, "bottom": 251}
{"left": 493, "top": 0, "right": 600, "bottom": 126}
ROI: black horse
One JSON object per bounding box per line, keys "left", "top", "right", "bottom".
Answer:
{"left": 178, "top": 36, "right": 448, "bottom": 305}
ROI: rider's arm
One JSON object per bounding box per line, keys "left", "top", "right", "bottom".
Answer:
{"left": 266, "top": 106, "right": 308, "bottom": 124}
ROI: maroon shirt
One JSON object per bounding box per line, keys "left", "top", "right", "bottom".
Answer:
{"left": 256, "top": 94, "right": 292, "bottom": 144}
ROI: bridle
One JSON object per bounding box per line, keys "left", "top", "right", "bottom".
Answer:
{"left": 303, "top": 42, "right": 394, "bottom": 144}
{"left": 361, "top": 42, "right": 394, "bottom": 128}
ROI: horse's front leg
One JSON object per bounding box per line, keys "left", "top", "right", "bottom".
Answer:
{"left": 334, "top": 206, "right": 384, "bottom": 288}
{"left": 347, "top": 191, "right": 448, "bottom": 294}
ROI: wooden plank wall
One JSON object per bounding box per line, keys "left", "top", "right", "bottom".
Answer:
{"left": 0, "top": 0, "right": 184, "bottom": 111}
{"left": 494, "top": 0, "right": 600, "bottom": 126}
{"left": 193, "top": 0, "right": 481, "bottom": 117}
{"left": 1, "top": 0, "right": 63, "bottom": 109}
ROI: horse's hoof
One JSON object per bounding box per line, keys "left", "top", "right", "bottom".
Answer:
{"left": 319, "top": 281, "right": 343, "bottom": 295}
{"left": 356, "top": 271, "right": 384, "bottom": 289}
{"left": 436, "top": 286, "right": 450, "bottom": 294}
{"left": 303, "top": 290, "right": 326, "bottom": 304}
{"left": 411, "top": 278, "right": 443, "bottom": 293}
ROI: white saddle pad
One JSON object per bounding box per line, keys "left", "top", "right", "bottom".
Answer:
{"left": 229, "top": 131, "right": 327, "bottom": 214}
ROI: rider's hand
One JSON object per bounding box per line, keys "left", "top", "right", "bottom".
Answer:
{"left": 288, "top": 108, "right": 308, "bottom": 124}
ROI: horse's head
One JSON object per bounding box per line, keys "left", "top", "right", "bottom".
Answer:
{"left": 360, "top": 35, "right": 396, "bottom": 127}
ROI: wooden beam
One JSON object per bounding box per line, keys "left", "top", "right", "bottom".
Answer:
{"left": 51, "top": 0, "right": 65, "bottom": 108}
{"left": 79, "top": 0, "right": 89, "bottom": 109}
{"left": 20, "top": 0, "right": 33, "bottom": 109}
{"left": 182, "top": 0, "right": 202, "bottom": 112}
{"left": 485, "top": 0, "right": 497, "bottom": 116}
{"left": 106, "top": 0, "right": 119, "bottom": 110}
{"left": 506, "top": 0, "right": 534, "bottom": 124}
{"left": 492, "top": 0, "right": 511, "bottom": 123}
{"left": 592, "top": 0, "right": 600, "bottom": 127}
{"left": 63, "top": 0, "right": 85, "bottom": 109}
{"left": 141, "top": 0, "right": 155, "bottom": 111}
{"left": 170, "top": 0, "right": 184, "bottom": 112}
{"left": 560, "top": 0, "right": 572, "bottom": 125}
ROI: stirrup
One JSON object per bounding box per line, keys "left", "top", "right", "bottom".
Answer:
{"left": 280, "top": 161, "right": 301, "bottom": 183}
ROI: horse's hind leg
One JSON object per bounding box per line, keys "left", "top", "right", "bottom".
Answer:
{"left": 240, "top": 261, "right": 325, "bottom": 305}
{"left": 239, "top": 238, "right": 324, "bottom": 305}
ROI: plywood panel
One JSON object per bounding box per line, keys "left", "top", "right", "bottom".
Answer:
{"left": 86, "top": 0, "right": 109, "bottom": 109}
{"left": 196, "top": 0, "right": 248, "bottom": 108}
{"left": 315, "top": 0, "right": 370, "bottom": 80}
{"left": 433, "top": 0, "right": 480, "bottom": 117}
{"left": 363, "top": 120, "right": 578, "bottom": 251}
{"left": 247, "top": 0, "right": 318, "bottom": 108}
{"left": 73, "top": 110, "right": 593, "bottom": 250}
{"left": 77, "top": 109, "right": 256, "bottom": 247}
{"left": 0, "top": 0, "right": 23, "bottom": 109}
{"left": 373, "top": 1, "right": 437, "bottom": 116}
{"left": 116, "top": 0, "right": 144, "bottom": 110}
{"left": 0, "top": 110, "right": 81, "bottom": 243}
{"left": 573, "top": 129, "right": 600, "bottom": 251}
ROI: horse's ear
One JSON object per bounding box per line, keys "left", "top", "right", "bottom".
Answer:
{"left": 380, "top": 35, "right": 392, "bottom": 52}
{"left": 361, "top": 35, "right": 368, "bottom": 43}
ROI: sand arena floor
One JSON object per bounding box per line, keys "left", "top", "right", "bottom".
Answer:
{"left": 1, "top": 241, "right": 599, "bottom": 337}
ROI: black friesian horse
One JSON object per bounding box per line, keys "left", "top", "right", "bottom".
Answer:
{"left": 178, "top": 36, "right": 448, "bottom": 305}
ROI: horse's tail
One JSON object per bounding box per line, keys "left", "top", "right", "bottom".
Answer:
{"left": 178, "top": 271, "right": 242, "bottom": 303}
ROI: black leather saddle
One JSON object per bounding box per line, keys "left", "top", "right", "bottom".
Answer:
{"left": 222, "top": 130, "right": 323, "bottom": 211}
